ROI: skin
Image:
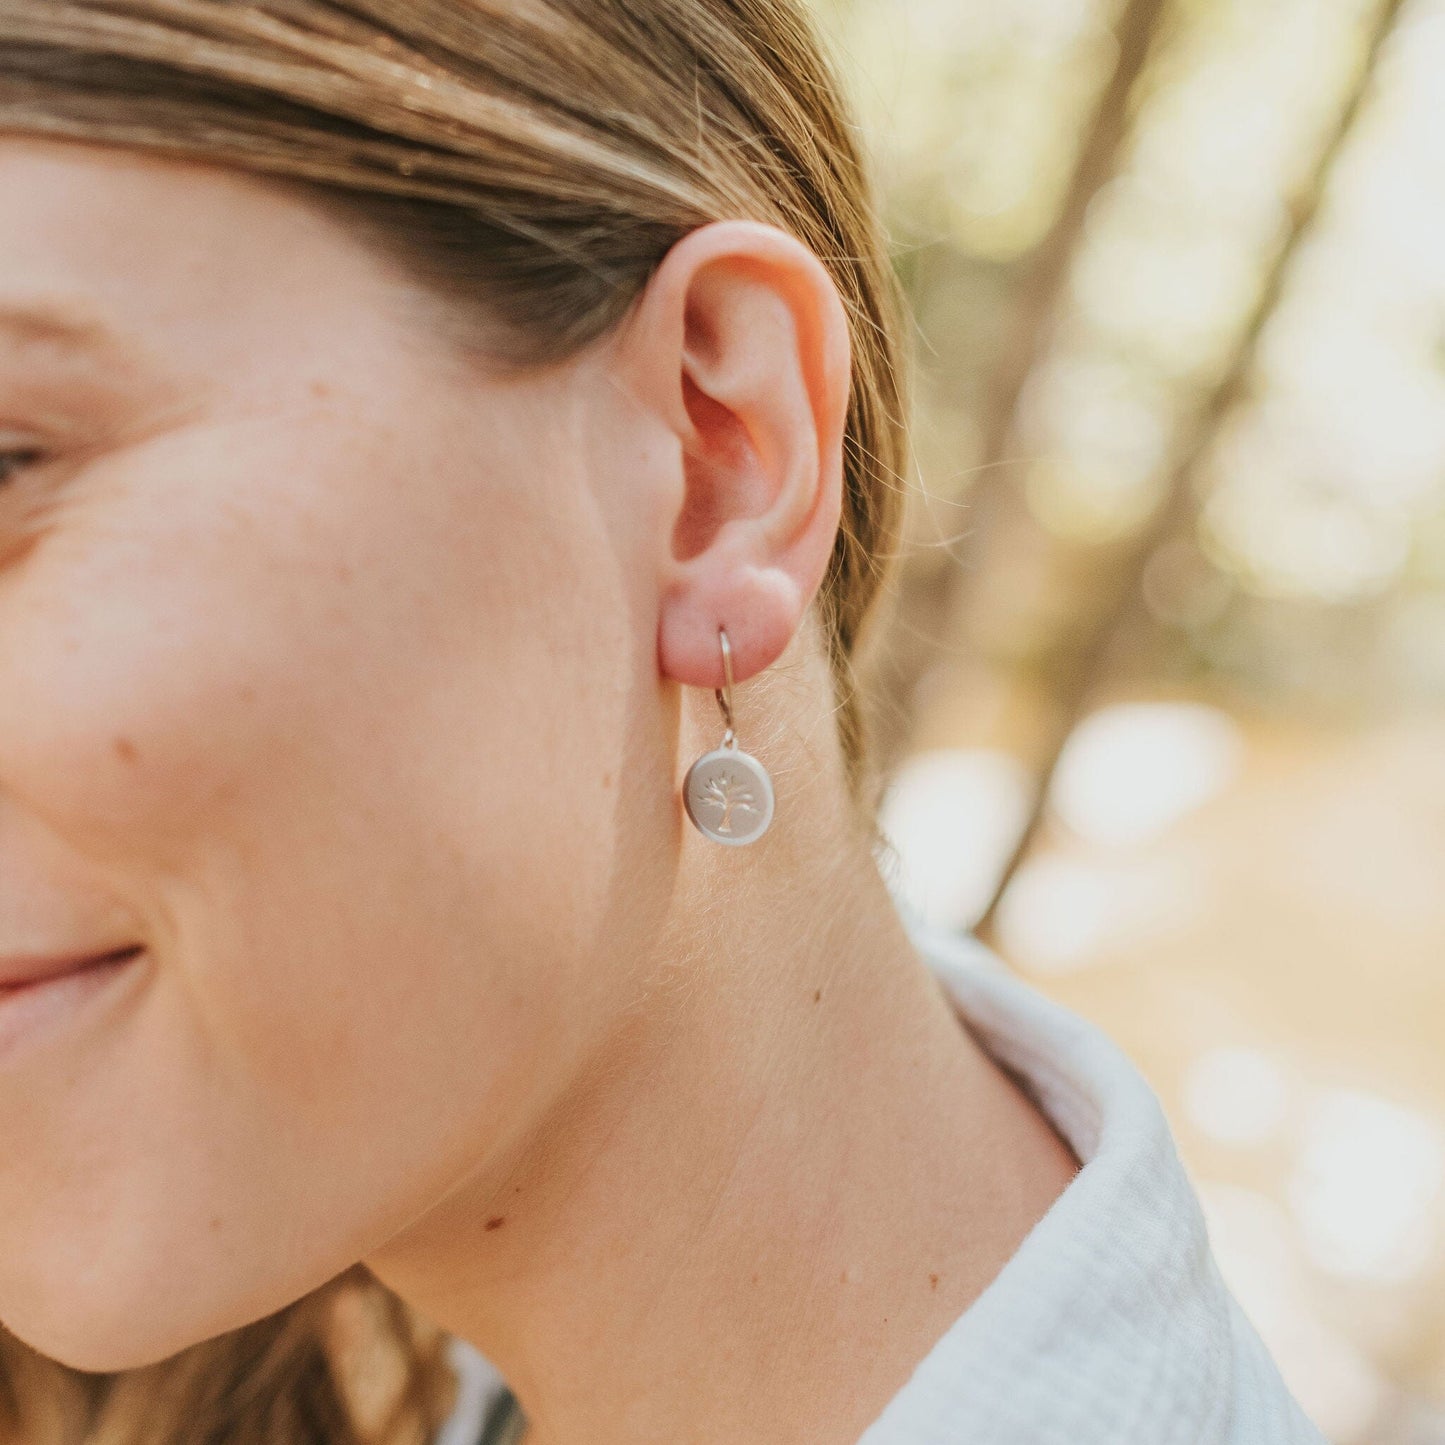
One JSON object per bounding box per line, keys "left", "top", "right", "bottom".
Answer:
{"left": 0, "top": 138, "right": 1078, "bottom": 1444}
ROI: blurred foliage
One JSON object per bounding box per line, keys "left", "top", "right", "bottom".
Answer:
{"left": 817, "top": 0, "right": 1445, "bottom": 719}
{"left": 805, "top": 1, "right": 1445, "bottom": 1440}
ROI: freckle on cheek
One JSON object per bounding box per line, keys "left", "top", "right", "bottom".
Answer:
{"left": 484, "top": 1216, "right": 506, "bottom": 1231}
{"left": 113, "top": 736, "right": 140, "bottom": 765}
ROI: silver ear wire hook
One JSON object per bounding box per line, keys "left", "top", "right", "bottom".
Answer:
{"left": 682, "top": 624, "right": 775, "bottom": 846}
{"left": 716, "top": 626, "right": 737, "bottom": 749}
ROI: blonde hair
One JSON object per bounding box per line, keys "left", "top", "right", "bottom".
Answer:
{"left": 0, "top": 2, "right": 912, "bottom": 1440}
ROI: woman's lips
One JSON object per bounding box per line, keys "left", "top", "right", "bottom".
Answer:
{"left": 0, "top": 945, "right": 144, "bottom": 991}
{"left": 0, "top": 946, "right": 147, "bottom": 1067}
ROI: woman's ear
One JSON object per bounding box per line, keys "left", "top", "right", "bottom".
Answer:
{"left": 616, "top": 220, "right": 851, "bottom": 692}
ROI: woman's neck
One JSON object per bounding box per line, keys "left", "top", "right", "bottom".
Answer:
{"left": 366, "top": 837, "right": 1078, "bottom": 1445}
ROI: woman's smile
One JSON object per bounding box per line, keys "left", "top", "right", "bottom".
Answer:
{"left": 0, "top": 945, "right": 146, "bottom": 1068}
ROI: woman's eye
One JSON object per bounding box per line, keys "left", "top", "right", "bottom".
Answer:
{"left": 0, "top": 449, "right": 44, "bottom": 485}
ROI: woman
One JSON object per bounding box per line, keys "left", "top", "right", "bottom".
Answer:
{"left": 0, "top": 3, "right": 1325, "bottom": 1443}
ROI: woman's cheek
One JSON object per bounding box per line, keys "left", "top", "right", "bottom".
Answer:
{"left": 0, "top": 461, "right": 347, "bottom": 857}
{"left": 1, "top": 392, "right": 429, "bottom": 807}
{"left": 0, "top": 591, "right": 266, "bottom": 859}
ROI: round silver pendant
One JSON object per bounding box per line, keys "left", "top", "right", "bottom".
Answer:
{"left": 683, "top": 745, "right": 775, "bottom": 846}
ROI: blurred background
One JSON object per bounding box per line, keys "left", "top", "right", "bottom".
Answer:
{"left": 803, "top": 0, "right": 1445, "bottom": 1439}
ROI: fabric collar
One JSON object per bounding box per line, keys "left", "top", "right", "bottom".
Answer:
{"left": 855, "top": 908, "right": 1327, "bottom": 1445}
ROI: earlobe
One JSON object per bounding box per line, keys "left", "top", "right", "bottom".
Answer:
{"left": 623, "top": 220, "right": 850, "bottom": 696}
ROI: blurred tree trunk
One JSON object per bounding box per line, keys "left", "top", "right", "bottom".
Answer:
{"left": 972, "top": 0, "right": 1412, "bottom": 941}
{"left": 874, "top": 0, "right": 1171, "bottom": 777}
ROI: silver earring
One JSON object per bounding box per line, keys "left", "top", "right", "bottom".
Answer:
{"left": 682, "top": 626, "right": 775, "bottom": 847}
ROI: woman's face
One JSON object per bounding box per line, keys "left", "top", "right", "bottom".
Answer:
{"left": 0, "top": 138, "right": 679, "bottom": 1368}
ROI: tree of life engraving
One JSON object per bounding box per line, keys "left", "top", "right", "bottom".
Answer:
{"left": 700, "top": 770, "right": 758, "bottom": 836}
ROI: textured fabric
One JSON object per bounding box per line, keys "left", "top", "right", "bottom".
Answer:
{"left": 437, "top": 1333, "right": 508, "bottom": 1445}
{"left": 437, "top": 911, "right": 1328, "bottom": 1444}
{"left": 855, "top": 907, "right": 1328, "bottom": 1444}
